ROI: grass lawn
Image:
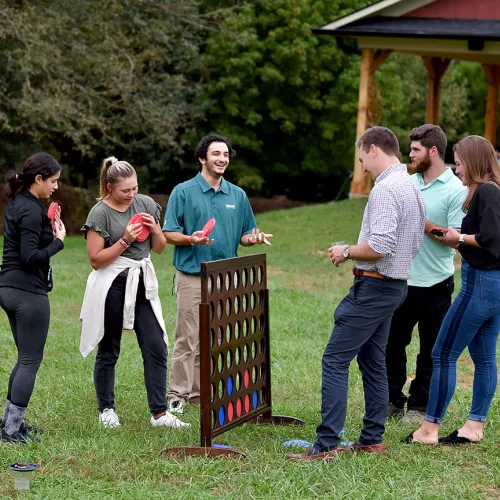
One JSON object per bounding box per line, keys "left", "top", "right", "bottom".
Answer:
{"left": 0, "top": 198, "right": 499, "bottom": 499}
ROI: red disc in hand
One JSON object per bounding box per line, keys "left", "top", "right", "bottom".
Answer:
{"left": 47, "top": 202, "right": 61, "bottom": 229}
{"left": 128, "top": 214, "right": 150, "bottom": 243}
{"left": 201, "top": 218, "right": 216, "bottom": 238}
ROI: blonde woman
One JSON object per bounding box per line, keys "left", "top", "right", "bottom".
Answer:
{"left": 405, "top": 136, "right": 500, "bottom": 445}
{"left": 80, "top": 157, "right": 189, "bottom": 429}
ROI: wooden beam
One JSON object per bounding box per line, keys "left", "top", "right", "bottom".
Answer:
{"left": 349, "top": 49, "right": 393, "bottom": 197}
{"left": 422, "top": 57, "right": 450, "bottom": 124}
{"left": 350, "top": 48, "right": 374, "bottom": 197}
{"left": 482, "top": 64, "right": 500, "bottom": 145}
{"left": 372, "top": 50, "right": 393, "bottom": 72}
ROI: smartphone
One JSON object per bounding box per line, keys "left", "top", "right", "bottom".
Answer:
{"left": 430, "top": 227, "right": 448, "bottom": 237}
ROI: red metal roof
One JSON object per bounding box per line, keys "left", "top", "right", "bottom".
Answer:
{"left": 405, "top": 0, "right": 500, "bottom": 20}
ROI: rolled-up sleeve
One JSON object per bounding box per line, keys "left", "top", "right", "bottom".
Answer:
{"left": 162, "top": 187, "right": 184, "bottom": 233}
{"left": 367, "top": 186, "right": 400, "bottom": 256}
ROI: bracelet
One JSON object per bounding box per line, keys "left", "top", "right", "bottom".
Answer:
{"left": 119, "top": 238, "right": 129, "bottom": 249}
{"left": 121, "top": 236, "right": 130, "bottom": 245}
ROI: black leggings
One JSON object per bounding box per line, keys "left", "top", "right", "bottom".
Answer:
{"left": 0, "top": 287, "right": 50, "bottom": 408}
{"left": 94, "top": 273, "right": 168, "bottom": 414}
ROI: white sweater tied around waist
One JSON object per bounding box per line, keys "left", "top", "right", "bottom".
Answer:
{"left": 79, "top": 256, "right": 167, "bottom": 357}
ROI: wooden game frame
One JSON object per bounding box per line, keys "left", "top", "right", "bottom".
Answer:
{"left": 164, "top": 254, "right": 303, "bottom": 458}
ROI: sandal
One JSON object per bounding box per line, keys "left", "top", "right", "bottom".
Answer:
{"left": 438, "top": 430, "right": 480, "bottom": 446}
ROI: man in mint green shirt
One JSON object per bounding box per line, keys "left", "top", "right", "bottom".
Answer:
{"left": 163, "top": 134, "right": 272, "bottom": 415}
{"left": 386, "top": 125, "right": 466, "bottom": 424}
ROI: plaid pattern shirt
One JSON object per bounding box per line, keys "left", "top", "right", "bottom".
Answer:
{"left": 355, "top": 164, "right": 426, "bottom": 280}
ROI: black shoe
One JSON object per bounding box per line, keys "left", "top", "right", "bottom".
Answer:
{"left": 1, "top": 420, "right": 43, "bottom": 435}
{"left": 388, "top": 403, "right": 405, "bottom": 418}
{"left": 20, "top": 422, "right": 43, "bottom": 435}
{"left": 1, "top": 427, "right": 39, "bottom": 444}
{"left": 438, "top": 430, "right": 480, "bottom": 446}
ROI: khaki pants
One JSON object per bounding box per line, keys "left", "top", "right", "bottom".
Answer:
{"left": 167, "top": 271, "right": 201, "bottom": 404}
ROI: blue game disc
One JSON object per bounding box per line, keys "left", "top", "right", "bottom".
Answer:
{"left": 219, "top": 406, "right": 225, "bottom": 426}
{"left": 227, "top": 376, "right": 233, "bottom": 396}
{"left": 340, "top": 441, "right": 355, "bottom": 447}
{"left": 252, "top": 390, "right": 258, "bottom": 409}
{"left": 212, "top": 443, "right": 232, "bottom": 449}
{"left": 283, "top": 440, "right": 312, "bottom": 448}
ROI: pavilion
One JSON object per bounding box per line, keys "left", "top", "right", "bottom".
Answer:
{"left": 314, "top": 0, "right": 500, "bottom": 196}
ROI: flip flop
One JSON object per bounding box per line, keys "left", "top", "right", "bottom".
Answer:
{"left": 128, "top": 214, "right": 150, "bottom": 242}
{"left": 438, "top": 430, "right": 480, "bottom": 446}
{"left": 401, "top": 432, "right": 438, "bottom": 445}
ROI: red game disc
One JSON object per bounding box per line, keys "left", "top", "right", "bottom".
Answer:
{"left": 244, "top": 369, "right": 250, "bottom": 389}
{"left": 236, "top": 398, "right": 242, "bottom": 417}
{"left": 228, "top": 402, "right": 234, "bottom": 422}
{"left": 244, "top": 394, "right": 250, "bottom": 413}
{"left": 128, "top": 214, "right": 150, "bottom": 243}
{"left": 201, "top": 217, "right": 216, "bottom": 238}
{"left": 47, "top": 202, "right": 61, "bottom": 229}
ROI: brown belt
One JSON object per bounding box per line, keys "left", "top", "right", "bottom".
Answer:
{"left": 353, "top": 268, "right": 393, "bottom": 280}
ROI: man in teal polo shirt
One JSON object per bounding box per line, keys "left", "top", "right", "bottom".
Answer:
{"left": 386, "top": 125, "right": 466, "bottom": 425}
{"left": 163, "top": 134, "right": 272, "bottom": 414}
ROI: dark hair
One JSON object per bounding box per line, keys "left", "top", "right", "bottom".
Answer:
{"left": 195, "top": 134, "right": 236, "bottom": 168}
{"left": 99, "top": 156, "right": 136, "bottom": 199}
{"left": 409, "top": 124, "right": 447, "bottom": 159}
{"left": 5, "top": 153, "right": 61, "bottom": 199}
{"left": 355, "top": 126, "right": 399, "bottom": 157}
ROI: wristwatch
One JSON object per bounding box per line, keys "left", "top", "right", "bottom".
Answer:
{"left": 343, "top": 246, "right": 351, "bottom": 259}
{"left": 459, "top": 234, "right": 465, "bottom": 245}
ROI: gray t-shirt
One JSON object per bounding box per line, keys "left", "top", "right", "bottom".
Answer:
{"left": 82, "top": 194, "right": 161, "bottom": 260}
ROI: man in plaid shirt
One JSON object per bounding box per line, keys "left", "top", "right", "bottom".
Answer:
{"left": 290, "top": 126, "right": 426, "bottom": 461}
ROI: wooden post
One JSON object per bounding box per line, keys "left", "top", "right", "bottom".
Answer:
{"left": 422, "top": 57, "right": 450, "bottom": 124}
{"left": 482, "top": 65, "right": 500, "bottom": 145}
{"left": 349, "top": 49, "right": 392, "bottom": 198}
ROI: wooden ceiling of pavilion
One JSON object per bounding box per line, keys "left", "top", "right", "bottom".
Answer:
{"left": 314, "top": 0, "right": 500, "bottom": 196}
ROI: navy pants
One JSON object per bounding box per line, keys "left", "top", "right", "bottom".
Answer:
{"left": 425, "top": 261, "right": 500, "bottom": 424}
{"left": 316, "top": 276, "right": 407, "bottom": 450}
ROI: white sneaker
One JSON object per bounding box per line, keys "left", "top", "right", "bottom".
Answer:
{"left": 99, "top": 408, "right": 121, "bottom": 428}
{"left": 168, "top": 400, "right": 185, "bottom": 415}
{"left": 151, "top": 411, "right": 191, "bottom": 429}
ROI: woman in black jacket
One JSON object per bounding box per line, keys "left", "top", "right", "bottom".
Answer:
{"left": 0, "top": 153, "right": 66, "bottom": 443}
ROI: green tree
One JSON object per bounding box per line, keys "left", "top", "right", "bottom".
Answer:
{"left": 200, "top": 0, "right": 372, "bottom": 201}
{"left": 0, "top": 0, "right": 205, "bottom": 191}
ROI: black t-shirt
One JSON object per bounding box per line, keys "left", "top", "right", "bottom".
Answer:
{"left": 0, "top": 190, "right": 64, "bottom": 294}
{"left": 460, "top": 182, "right": 500, "bottom": 270}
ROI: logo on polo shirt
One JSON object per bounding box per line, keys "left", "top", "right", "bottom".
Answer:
{"left": 226, "top": 204, "right": 236, "bottom": 209}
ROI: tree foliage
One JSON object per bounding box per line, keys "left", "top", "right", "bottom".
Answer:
{"left": 0, "top": 0, "right": 497, "bottom": 201}
{"left": 0, "top": 0, "right": 206, "bottom": 191}
{"left": 199, "top": 0, "right": 372, "bottom": 201}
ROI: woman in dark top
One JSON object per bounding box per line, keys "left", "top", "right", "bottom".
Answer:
{"left": 406, "top": 136, "right": 500, "bottom": 446}
{"left": 0, "top": 153, "right": 66, "bottom": 443}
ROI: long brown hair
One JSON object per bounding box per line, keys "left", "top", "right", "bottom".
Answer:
{"left": 99, "top": 157, "right": 136, "bottom": 199}
{"left": 453, "top": 136, "right": 500, "bottom": 212}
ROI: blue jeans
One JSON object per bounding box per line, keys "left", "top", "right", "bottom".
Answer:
{"left": 315, "top": 277, "right": 407, "bottom": 450}
{"left": 425, "top": 261, "right": 500, "bottom": 424}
